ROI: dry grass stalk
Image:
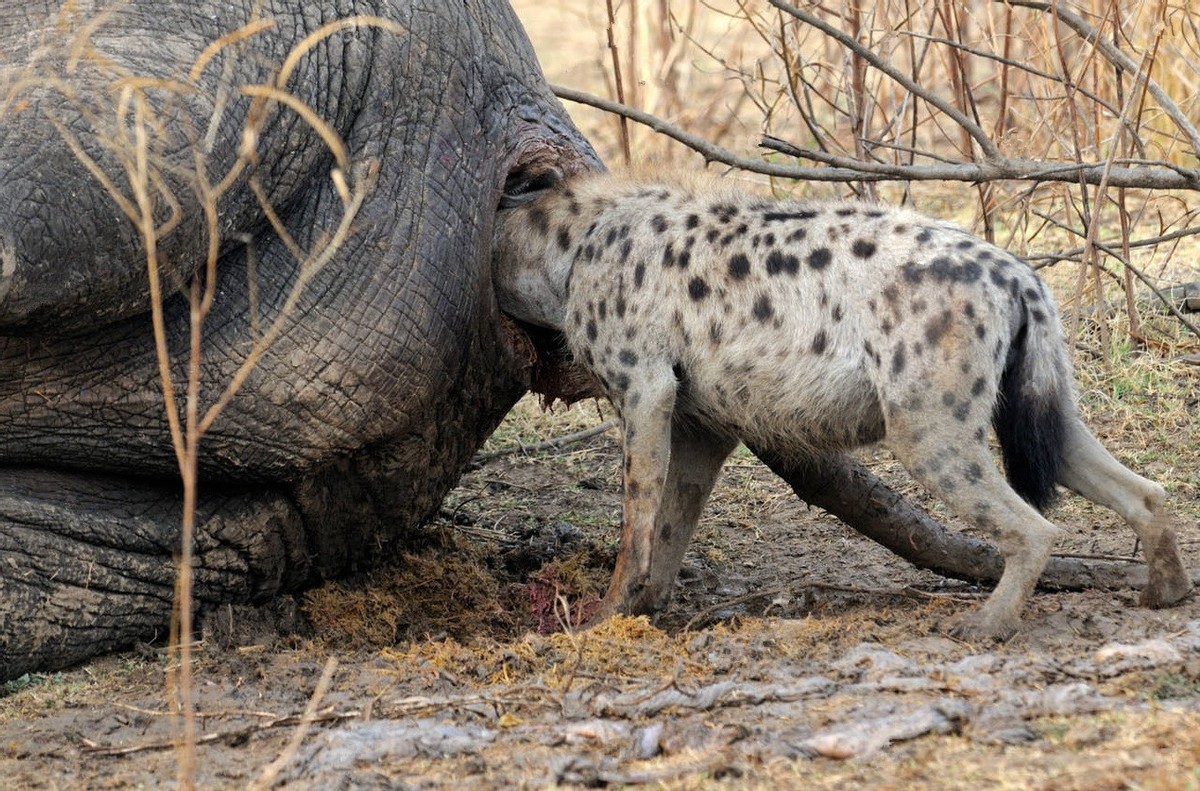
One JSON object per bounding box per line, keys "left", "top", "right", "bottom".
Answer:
{"left": 3, "top": 9, "right": 401, "bottom": 787}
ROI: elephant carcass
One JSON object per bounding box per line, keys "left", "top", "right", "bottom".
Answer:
{"left": 0, "top": 0, "right": 600, "bottom": 679}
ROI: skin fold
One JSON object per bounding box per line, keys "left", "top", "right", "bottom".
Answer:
{"left": 0, "top": 0, "right": 600, "bottom": 679}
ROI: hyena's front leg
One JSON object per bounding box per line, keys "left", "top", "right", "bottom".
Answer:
{"left": 623, "top": 424, "right": 737, "bottom": 614}
{"left": 593, "top": 362, "right": 679, "bottom": 619}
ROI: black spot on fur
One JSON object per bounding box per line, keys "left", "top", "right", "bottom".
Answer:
{"left": 528, "top": 207, "right": 549, "bottom": 234}
{"left": 786, "top": 228, "right": 806, "bottom": 243}
{"left": 953, "top": 402, "right": 971, "bottom": 421}
{"left": 688, "top": 277, "right": 710, "bottom": 301}
{"left": 1030, "top": 308, "right": 1046, "bottom": 323}
{"left": 808, "top": 248, "right": 832, "bottom": 270}
{"left": 586, "top": 319, "right": 597, "bottom": 341}
{"left": 891, "top": 343, "right": 906, "bottom": 375}
{"left": 557, "top": 227, "right": 571, "bottom": 251}
{"left": 651, "top": 215, "right": 669, "bottom": 233}
{"left": 729, "top": 253, "right": 750, "bottom": 280}
{"left": 927, "top": 256, "right": 982, "bottom": 283}
{"left": 956, "top": 239, "right": 974, "bottom": 250}
{"left": 835, "top": 207, "right": 857, "bottom": 217}
{"left": 618, "top": 349, "right": 638, "bottom": 366}
{"left": 634, "top": 262, "right": 645, "bottom": 288}
{"left": 971, "top": 377, "right": 986, "bottom": 397}
{"left": 851, "top": 239, "right": 877, "bottom": 258}
{"left": 662, "top": 244, "right": 676, "bottom": 267}
{"left": 710, "top": 203, "right": 738, "bottom": 223}
{"left": 965, "top": 463, "right": 983, "bottom": 483}
{"left": 812, "top": 330, "right": 829, "bottom": 354}
{"left": 764, "top": 210, "right": 818, "bottom": 222}
{"left": 613, "top": 373, "right": 630, "bottom": 392}
{"left": 964, "top": 302, "right": 976, "bottom": 319}
{"left": 678, "top": 250, "right": 692, "bottom": 269}
{"left": 706, "top": 228, "right": 720, "bottom": 243}
{"left": 916, "top": 228, "right": 933, "bottom": 244}
{"left": 832, "top": 304, "right": 844, "bottom": 322}
{"left": 619, "top": 239, "right": 633, "bottom": 259}
{"left": 616, "top": 296, "right": 626, "bottom": 318}
{"left": 925, "top": 310, "right": 953, "bottom": 345}
{"left": 605, "top": 227, "right": 618, "bottom": 247}
{"left": 597, "top": 299, "right": 607, "bottom": 320}
{"left": 766, "top": 251, "right": 800, "bottom": 276}
{"left": 942, "top": 391, "right": 957, "bottom": 406}
{"left": 686, "top": 214, "right": 700, "bottom": 229}
{"left": 753, "top": 295, "right": 773, "bottom": 322}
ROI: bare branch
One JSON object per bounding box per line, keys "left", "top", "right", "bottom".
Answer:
{"left": 552, "top": 84, "right": 1200, "bottom": 190}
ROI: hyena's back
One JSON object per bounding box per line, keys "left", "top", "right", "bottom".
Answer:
{"left": 559, "top": 181, "right": 1054, "bottom": 461}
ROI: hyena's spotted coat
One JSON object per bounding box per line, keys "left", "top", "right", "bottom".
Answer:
{"left": 493, "top": 170, "right": 1191, "bottom": 640}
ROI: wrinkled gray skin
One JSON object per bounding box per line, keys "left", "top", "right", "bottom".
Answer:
{"left": 0, "top": 0, "right": 600, "bottom": 679}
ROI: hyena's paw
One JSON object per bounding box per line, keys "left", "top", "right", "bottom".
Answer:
{"left": 942, "top": 609, "right": 1021, "bottom": 644}
{"left": 1140, "top": 566, "right": 1193, "bottom": 609}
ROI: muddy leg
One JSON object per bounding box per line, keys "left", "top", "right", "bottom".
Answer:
{"left": 622, "top": 425, "right": 737, "bottom": 614}
{"left": 1057, "top": 417, "right": 1192, "bottom": 607}
{"left": 593, "top": 364, "right": 677, "bottom": 617}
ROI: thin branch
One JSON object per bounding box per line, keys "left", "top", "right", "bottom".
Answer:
{"left": 475, "top": 419, "right": 619, "bottom": 463}
{"left": 550, "top": 84, "right": 1200, "bottom": 189}
{"left": 249, "top": 656, "right": 338, "bottom": 791}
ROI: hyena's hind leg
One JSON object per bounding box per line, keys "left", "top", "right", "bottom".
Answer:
{"left": 1056, "top": 416, "right": 1192, "bottom": 607}
{"left": 884, "top": 406, "right": 1062, "bottom": 640}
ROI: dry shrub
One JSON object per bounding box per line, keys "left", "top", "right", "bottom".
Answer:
{"left": 517, "top": 0, "right": 1200, "bottom": 354}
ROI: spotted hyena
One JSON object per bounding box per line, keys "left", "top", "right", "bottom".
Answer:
{"left": 492, "top": 169, "right": 1191, "bottom": 640}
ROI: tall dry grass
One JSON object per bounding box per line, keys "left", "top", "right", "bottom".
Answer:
{"left": 2, "top": 7, "right": 396, "bottom": 788}
{"left": 515, "top": 0, "right": 1200, "bottom": 356}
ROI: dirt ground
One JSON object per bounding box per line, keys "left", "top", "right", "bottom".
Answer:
{"left": 2, "top": 350, "right": 1199, "bottom": 789}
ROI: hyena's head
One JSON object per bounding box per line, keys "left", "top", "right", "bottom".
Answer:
{"left": 492, "top": 167, "right": 574, "bottom": 330}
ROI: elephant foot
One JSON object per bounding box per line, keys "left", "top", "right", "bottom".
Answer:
{"left": 0, "top": 468, "right": 310, "bottom": 681}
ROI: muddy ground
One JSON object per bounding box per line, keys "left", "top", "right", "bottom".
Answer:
{"left": 3, "top": 372, "right": 1200, "bottom": 789}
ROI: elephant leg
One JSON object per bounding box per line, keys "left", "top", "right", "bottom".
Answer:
{"left": 0, "top": 469, "right": 310, "bottom": 681}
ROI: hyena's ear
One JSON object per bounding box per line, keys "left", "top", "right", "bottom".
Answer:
{"left": 500, "top": 166, "right": 564, "bottom": 209}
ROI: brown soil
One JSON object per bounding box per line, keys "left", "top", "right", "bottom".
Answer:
{"left": 3, "top": 377, "right": 1199, "bottom": 789}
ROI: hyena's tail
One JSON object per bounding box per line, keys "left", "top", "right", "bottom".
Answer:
{"left": 992, "top": 286, "right": 1072, "bottom": 512}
